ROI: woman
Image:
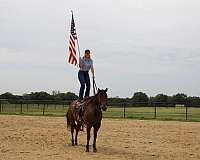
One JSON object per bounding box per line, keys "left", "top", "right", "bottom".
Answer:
{"left": 78, "top": 49, "right": 95, "bottom": 100}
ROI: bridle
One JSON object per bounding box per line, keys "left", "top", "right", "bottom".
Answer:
{"left": 95, "top": 90, "right": 107, "bottom": 111}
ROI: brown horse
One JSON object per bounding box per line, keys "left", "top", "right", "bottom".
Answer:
{"left": 66, "top": 88, "right": 108, "bottom": 152}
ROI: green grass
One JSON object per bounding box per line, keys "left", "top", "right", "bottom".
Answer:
{"left": 0, "top": 104, "right": 200, "bottom": 122}
{"left": 0, "top": 104, "right": 67, "bottom": 116}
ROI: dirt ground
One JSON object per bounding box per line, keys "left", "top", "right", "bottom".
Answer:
{"left": 0, "top": 115, "right": 200, "bottom": 160}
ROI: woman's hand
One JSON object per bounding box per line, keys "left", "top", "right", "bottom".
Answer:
{"left": 91, "top": 68, "right": 95, "bottom": 78}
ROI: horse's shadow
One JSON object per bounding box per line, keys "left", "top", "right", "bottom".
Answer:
{"left": 98, "top": 146, "right": 133, "bottom": 157}
{"left": 67, "top": 143, "right": 134, "bottom": 158}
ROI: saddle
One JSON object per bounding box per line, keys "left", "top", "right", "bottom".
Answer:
{"left": 75, "top": 100, "right": 85, "bottom": 114}
{"left": 75, "top": 97, "right": 93, "bottom": 114}
{"left": 74, "top": 97, "right": 92, "bottom": 127}
{"left": 74, "top": 99, "right": 87, "bottom": 131}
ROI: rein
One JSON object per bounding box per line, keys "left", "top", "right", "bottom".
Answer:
{"left": 92, "top": 77, "right": 98, "bottom": 95}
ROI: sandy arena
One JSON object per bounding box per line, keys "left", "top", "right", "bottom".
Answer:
{"left": 0, "top": 115, "right": 200, "bottom": 160}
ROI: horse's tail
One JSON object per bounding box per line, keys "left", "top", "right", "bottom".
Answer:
{"left": 66, "top": 111, "right": 70, "bottom": 128}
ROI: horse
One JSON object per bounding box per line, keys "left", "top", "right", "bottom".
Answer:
{"left": 66, "top": 88, "right": 108, "bottom": 152}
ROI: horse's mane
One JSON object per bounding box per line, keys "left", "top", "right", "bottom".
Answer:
{"left": 84, "top": 93, "right": 100, "bottom": 106}
{"left": 84, "top": 95, "right": 96, "bottom": 103}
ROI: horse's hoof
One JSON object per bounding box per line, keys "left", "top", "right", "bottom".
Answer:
{"left": 93, "top": 149, "right": 97, "bottom": 153}
{"left": 75, "top": 142, "right": 78, "bottom": 145}
{"left": 86, "top": 149, "right": 89, "bottom": 152}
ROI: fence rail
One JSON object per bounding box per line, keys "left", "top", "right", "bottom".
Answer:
{"left": 0, "top": 99, "right": 200, "bottom": 121}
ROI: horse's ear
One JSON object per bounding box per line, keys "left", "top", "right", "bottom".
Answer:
{"left": 105, "top": 88, "right": 108, "bottom": 92}
{"left": 98, "top": 88, "right": 100, "bottom": 93}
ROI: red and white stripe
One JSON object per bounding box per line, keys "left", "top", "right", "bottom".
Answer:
{"left": 68, "top": 34, "right": 77, "bottom": 65}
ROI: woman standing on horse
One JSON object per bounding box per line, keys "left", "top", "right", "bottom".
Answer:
{"left": 78, "top": 49, "right": 95, "bottom": 100}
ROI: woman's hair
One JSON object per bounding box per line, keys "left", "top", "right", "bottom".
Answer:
{"left": 85, "top": 49, "right": 90, "bottom": 54}
{"left": 84, "top": 49, "right": 91, "bottom": 59}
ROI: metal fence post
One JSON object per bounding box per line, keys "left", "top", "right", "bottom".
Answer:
{"left": 154, "top": 103, "right": 157, "bottom": 119}
{"left": 2, "top": 103, "right": 3, "bottom": 112}
{"left": 123, "top": 101, "right": 126, "bottom": 119}
{"left": 27, "top": 104, "right": 28, "bottom": 112}
{"left": 20, "top": 101, "right": 23, "bottom": 114}
{"left": 43, "top": 104, "right": 45, "bottom": 116}
{"left": 186, "top": 103, "right": 188, "bottom": 120}
{"left": 0, "top": 100, "right": 1, "bottom": 113}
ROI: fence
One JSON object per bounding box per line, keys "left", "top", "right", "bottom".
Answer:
{"left": 0, "top": 99, "right": 70, "bottom": 116}
{"left": 107, "top": 102, "right": 200, "bottom": 121}
{"left": 0, "top": 99, "right": 200, "bottom": 121}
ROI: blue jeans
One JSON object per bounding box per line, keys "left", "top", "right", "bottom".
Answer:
{"left": 78, "top": 70, "right": 90, "bottom": 100}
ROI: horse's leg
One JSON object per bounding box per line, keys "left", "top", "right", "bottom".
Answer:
{"left": 75, "top": 121, "right": 83, "bottom": 145}
{"left": 86, "top": 125, "right": 91, "bottom": 152}
{"left": 71, "top": 124, "right": 75, "bottom": 146}
{"left": 93, "top": 125, "right": 100, "bottom": 152}
{"left": 75, "top": 127, "right": 79, "bottom": 145}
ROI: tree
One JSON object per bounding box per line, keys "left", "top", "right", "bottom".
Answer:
{"left": 23, "top": 91, "right": 52, "bottom": 100}
{"left": 0, "top": 92, "right": 22, "bottom": 103}
{"left": 107, "top": 97, "right": 125, "bottom": 106}
{"left": 0, "top": 92, "right": 17, "bottom": 99}
{"left": 153, "top": 94, "right": 168, "bottom": 103}
{"left": 53, "top": 92, "right": 78, "bottom": 101}
{"left": 52, "top": 90, "right": 60, "bottom": 96}
{"left": 65, "top": 92, "right": 78, "bottom": 100}
{"left": 171, "top": 93, "right": 187, "bottom": 104}
{"left": 132, "top": 92, "right": 149, "bottom": 103}
{"left": 187, "top": 96, "right": 200, "bottom": 106}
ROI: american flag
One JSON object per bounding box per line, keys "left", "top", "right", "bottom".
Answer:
{"left": 68, "top": 12, "right": 78, "bottom": 65}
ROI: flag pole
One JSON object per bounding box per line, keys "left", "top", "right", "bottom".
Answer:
{"left": 77, "top": 36, "right": 81, "bottom": 58}
{"left": 71, "top": 10, "right": 81, "bottom": 59}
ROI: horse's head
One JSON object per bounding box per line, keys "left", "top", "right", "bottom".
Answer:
{"left": 96, "top": 88, "right": 108, "bottom": 111}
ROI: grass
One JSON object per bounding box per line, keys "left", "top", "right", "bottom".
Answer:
{"left": 0, "top": 103, "right": 200, "bottom": 122}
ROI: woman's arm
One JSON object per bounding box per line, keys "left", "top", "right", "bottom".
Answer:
{"left": 91, "top": 67, "right": 95, "bottom": 78}
{"left": 79, "top": 57, "right": 84, "bottom": 68}
{"left": 91, "top": 60, "right": 95, "bottom": 78}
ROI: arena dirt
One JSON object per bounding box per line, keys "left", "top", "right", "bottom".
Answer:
{"left": 0, "top": 115, "right": 200, "bottom": 160}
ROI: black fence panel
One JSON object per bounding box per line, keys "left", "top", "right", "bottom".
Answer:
{"left": 0, "top": 99, "right": 200, "bottom": 121}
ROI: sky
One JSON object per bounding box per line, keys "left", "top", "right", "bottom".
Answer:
{"left": 0, "top": 0, "right": 200, "bottom": 97}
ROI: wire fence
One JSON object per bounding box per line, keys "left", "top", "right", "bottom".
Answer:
{"left": 0, "top": 99, "right": 200, "bottom": 121}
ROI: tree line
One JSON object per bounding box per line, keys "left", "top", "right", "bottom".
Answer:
{"left": 0, "top": 91, "right": 200, "bottom": 106}
{"left": 109, "top": 92, "right": 200, "bottom": 107}
{"left": 0, "top": 91, "right": 78, "bottom": 102}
